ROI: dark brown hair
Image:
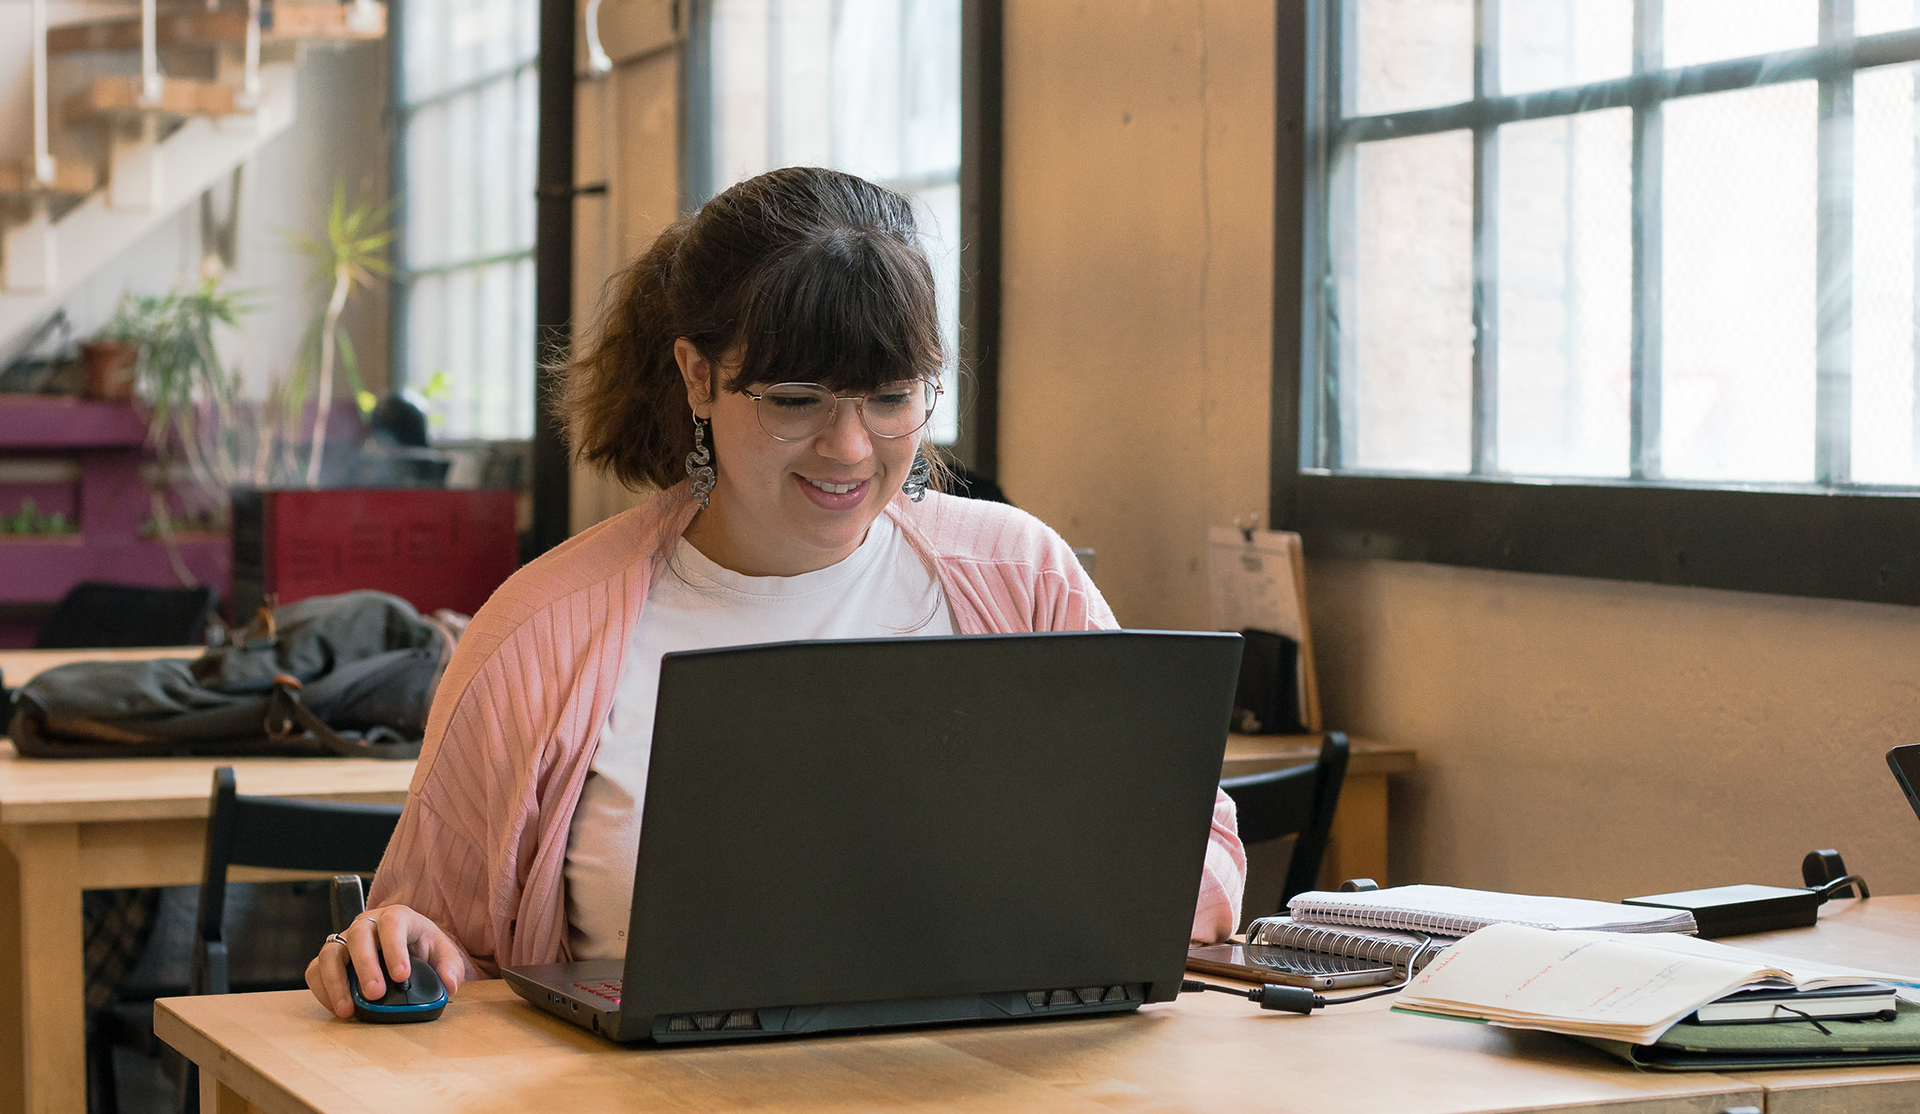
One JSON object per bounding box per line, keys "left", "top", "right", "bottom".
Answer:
{"left": 563, "top": 167, "right": 946, "bottom": 490}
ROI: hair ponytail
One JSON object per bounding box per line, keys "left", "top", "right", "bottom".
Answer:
{"left": 561, "top": 217, "right": 695, "bottom": 490}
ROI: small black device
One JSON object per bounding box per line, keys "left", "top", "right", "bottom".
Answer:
{"left": 1623, "top": 871, "right": 1870, "bottom": 938}
{"left": 330, "top": 874, "right": 448, "bottom": 1024}
{"left": 346, "top": 951, "right": 449, "bottom": 1023}
{"left": 1185, "top": 944, "right": 1396, "bottom": 989}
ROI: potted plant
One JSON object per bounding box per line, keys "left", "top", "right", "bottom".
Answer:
{"left": 82, "top": 311, "right": 144, "bottom": 402}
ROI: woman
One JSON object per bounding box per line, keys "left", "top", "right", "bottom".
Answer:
{"left": 306, "top": 167, "right": 1246, "bottom": 1017}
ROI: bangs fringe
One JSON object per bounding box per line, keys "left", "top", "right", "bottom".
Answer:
{"left": 724, "top": 229, "right": 945, "bottom": 392}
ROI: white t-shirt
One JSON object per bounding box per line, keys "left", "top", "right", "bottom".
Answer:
{"left": 562, "top": 514, "right": 955, "bottom": 959}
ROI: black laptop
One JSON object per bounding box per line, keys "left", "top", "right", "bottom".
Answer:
{"left": 502, "top": 629, "right": 1242, "bottom": 1043}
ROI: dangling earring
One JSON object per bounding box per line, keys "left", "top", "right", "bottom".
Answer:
{"left": 902, "top": 448, "right": 931, "bottom": 503}
{"left": 686, "top": 415, "right": 717, "bottom": 510}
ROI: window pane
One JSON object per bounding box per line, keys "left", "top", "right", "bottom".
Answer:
{"left": 1857, "top": 0, "right": 1920, "bottom": 37}
{"left": 1662, "top": 82, "right": 1817, "bottom": 483}
{"left": 1852, "top": 63, "right": 1920, "bottom": 484}
{"left": 712, "top": 0, "right": 774, "bottom": 188}
{"left": 913, "top": 181, "right": 961, "bottom": 444}
{"left": 1496, "top": 109, "right": 1632, "bottom": 478}
{"left": 703, "top": 0, "right": 961, "bottom": 444}
{"left": 1499, "top": 0, "right": 1632, "bottom": 96}
{"left": 1352, "top": 0, "right": 1473, "bottom": 116}
{"left": 1346, "top": 131, "right": 1474, "bottom": 473}
{"left": 405, "top": 100, "right": 450, "bottom": 267}
{"left": 1664, "top": 0, "right": 1815, "bottom": 69}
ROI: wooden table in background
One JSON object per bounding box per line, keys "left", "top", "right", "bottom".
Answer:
{"left": 0, "top": 645, "right": 416, "bottom": 1114}
{"left": 155, "top": 897, "right": 1920, "bottom": 1114}
{"left": 0, "top": 645, "right": 203, "bottom": 687}
{"left": 1222, "top": 734, "right": 1414, "bottom": 888}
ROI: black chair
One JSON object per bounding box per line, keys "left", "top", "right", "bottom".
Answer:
{"left": 36, "top": 581, "right": 218, "bottom": 649}
{"left": 1218, "top": 730, "right": 1350, "bottom": 914}
{"left": 88, "top": 767, "right": 403, "bottom": 1114}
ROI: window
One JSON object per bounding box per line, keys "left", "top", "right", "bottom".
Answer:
{"left": 1280, "top": 1, "right": 1920, "bottom": 605}
{"left": 393, "top": 0, "right": 540, "bottom": 440}
{"left": 689, "top": 0, "right": 964, "bottom": 446}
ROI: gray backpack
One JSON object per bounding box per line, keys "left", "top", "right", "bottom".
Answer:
{"left": 8, "top": 590, "right": 454, "bottom": 760}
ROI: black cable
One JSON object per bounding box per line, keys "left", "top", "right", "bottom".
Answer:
{"left": 1814, "top": 873, "right": 1871, "bottom": 901}
{"left": 1181, "top": 935, "right": 1441, "bottom": 1016}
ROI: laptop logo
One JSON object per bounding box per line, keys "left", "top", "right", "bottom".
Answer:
{"left": 931, "top": 709, "right": 977, "bottom": 772}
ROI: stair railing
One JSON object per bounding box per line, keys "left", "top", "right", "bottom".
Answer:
{"left": 244, "top": 0, "right": 263, "bottom": 105}
{"left": 141, "top": 0, "right": 163, "bottom": 104}
{"left": 31, "top": 0, "right": 54, "bottom": 185}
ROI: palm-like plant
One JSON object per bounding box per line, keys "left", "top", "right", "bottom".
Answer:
{"left": 285, "top": 183, "right": 396, "bottom": 485}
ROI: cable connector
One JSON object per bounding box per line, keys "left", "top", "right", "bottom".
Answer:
{"left": 1181, "top": 978, "right": 1324, "bottom": 1014}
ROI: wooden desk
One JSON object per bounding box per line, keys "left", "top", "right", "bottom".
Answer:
{"left": 0, "top": 742, "right": 415, "bottom": 1114}
{"left": 157, "top": 978, "right": 1765, "bottom": 1114}
{"left": 1223, "top": 734, "right": 1414, "bottom": 887}
{"left": 153, "top": 897, "right": 1920, "bottom": 1114}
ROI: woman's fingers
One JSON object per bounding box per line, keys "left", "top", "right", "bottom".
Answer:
{"left": 306, "top": 941, "right": 356, "bottom": 1018}
{"left": 375, "top": 912, "right": 413, "bottom": 984}
{"left": 420, "top": 931, "right": 465, "bottom": 996}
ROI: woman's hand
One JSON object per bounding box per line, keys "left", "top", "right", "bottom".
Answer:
{"left": 305, "top": 903, "right": 480, "bottom": 1018}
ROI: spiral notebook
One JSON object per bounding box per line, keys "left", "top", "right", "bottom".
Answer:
{"left": 1245, "top": 917, "right": 1456, "bottom": 970}
{"left": 1285, "top": 885, "right": 1698, "bottom": 938}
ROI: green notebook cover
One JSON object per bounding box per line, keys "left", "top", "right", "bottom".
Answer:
{"left": 1575, "top": 998, "right": 1920, "bottom": 1071}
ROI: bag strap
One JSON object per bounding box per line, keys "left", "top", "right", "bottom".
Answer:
{"left": 264, "top": 675, "right": 421, "bottom": 760}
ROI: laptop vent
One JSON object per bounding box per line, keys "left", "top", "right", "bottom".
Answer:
{"left": 665, "top": 1010, "right": 762, "bottom": 1033}
{"left": 1024, "top": 985, "right": 1132, "bottom": 1010}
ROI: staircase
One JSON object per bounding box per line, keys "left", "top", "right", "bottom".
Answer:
{"left": 0, "top": 0, "right": 385, "bottom": 363}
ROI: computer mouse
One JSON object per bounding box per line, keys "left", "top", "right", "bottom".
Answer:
{"left": 346, "top": 947, "right": 448, "bottom": 1023}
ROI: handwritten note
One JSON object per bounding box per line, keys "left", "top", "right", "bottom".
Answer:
{"left": 1206, "top": 526, "right": 1308, "bottom": 639}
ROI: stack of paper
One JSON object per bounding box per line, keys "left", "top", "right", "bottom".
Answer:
{"left": 1395, "top": 922, "right": 1906, "bottom": 1045}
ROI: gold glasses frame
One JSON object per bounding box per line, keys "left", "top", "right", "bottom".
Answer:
{"left": 742, "top": 378, "right": 943, "bottom": 443}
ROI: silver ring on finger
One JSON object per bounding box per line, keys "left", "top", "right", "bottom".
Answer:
{"left": 325, "top": 932, "right": 348, "bottom": 949}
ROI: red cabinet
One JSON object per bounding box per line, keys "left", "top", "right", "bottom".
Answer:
{"left": 231, "top": 488, "right": 519, "bottom": 619}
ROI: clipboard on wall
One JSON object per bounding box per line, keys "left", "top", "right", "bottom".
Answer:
{"left": 1206, "top": 525, "right": 1320, "bottom": 733}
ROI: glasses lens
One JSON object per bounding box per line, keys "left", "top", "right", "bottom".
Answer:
{"left": 756, "top": 383, "right": 835, "bottom": 440}
{"left": 863, "top": 379, "right": 936, "bottom": 438}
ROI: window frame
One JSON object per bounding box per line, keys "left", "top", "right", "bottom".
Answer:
{"left": 1275, "top": 0, "right": 1920, "bottom": 607}
{"left": 679, "top": 0, "right": 999, "bottom": 476}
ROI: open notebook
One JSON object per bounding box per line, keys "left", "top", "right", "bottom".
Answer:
{"left": 1394, "top": 922, "right": 1908, "bottom": 1045}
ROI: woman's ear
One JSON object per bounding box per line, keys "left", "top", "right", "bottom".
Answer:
{"left": 674, "top": 338, "right": 712, "bottom": 416}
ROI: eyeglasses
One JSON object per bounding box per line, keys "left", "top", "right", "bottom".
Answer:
{"left": 743, "top": 378, "right": 942, "bottom": 443}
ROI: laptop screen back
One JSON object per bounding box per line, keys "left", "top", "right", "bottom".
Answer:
{"left": 618, "top": 630, "right": 1241, "bottom": 1030}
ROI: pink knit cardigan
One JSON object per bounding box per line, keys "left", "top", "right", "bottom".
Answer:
{"left": 369, "top": 482, "right": 1247, "bottom": 972}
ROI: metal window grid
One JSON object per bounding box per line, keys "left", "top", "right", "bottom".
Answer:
{"left": 1303, "top": 0, "right": 1920, "bottom": 488}
{"left": 390, "top": 0, "right": 540, "bottom": 438}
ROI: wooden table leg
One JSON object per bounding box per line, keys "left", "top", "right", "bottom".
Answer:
{"left": 202, "top": 1071, "right": 260, "bottom": 1114}
{"left": 2, "top": 824, "right": 86, "bottom": 1114}
{"left": 1318, "top": 773, "right": 1389, "bottom": 888}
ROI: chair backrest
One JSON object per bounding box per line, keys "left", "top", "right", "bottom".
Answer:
{"left": 35, "top": 581, "right": 218, "bottom": 649}
{"left": 190, "top": 767, "right": 403, "bottom": 997}
{"left": 1217, "top": 731, "right": 1350, "bottom": 912}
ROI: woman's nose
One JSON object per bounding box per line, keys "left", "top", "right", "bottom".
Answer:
{"left": 814, "top": 400, "right": 873, "bottom": 461}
